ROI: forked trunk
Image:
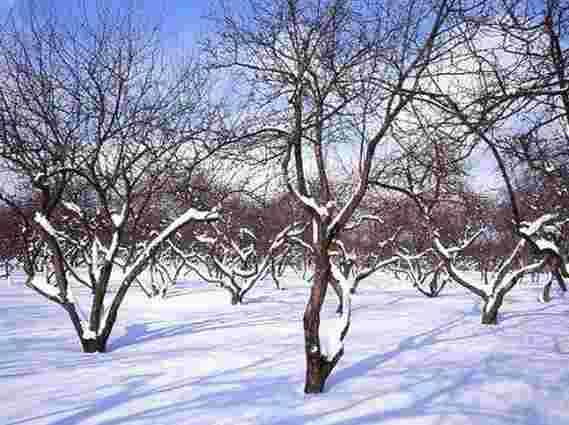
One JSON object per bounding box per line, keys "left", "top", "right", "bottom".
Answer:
{"left": 304, "top": 253, "right": 343, "bottom": 393}
{"left": 481, "top": 308, "right": 498, "bottom": 325}
{"left": 80, "top": 336, "right": 107, "bottom": 353}
{"left": 481, "top": 294, "right": 505, "bottom": 325}
{"left": 231, "top": 290, "right": 241, "bottom": 305}
{"left": 65, "top": 304, "right": 108, "bottom": 353}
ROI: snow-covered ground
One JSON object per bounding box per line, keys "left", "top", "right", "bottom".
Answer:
{"left": 2, "top": 271, "right": 569, "bottom": 424}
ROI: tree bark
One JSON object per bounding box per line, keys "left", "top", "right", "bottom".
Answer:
{"left": 542, "top": 279, "right": 553, "bottom": 303}
{"left": 64, "top": 302, "right": 108, "bottom": 353}
{"left": 555, "top": 270, "right": 567, "bottom": 292}
{"left": 304, "top": 252, "right": 336, "bottom": 393}
{"left": 481, "top": 294, "right": 504, "bottom": 325}
{"left": 80, "top": 337, "right": 107, "bottom": 353}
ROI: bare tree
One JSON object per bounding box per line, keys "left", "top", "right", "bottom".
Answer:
{"left": 207, "top": 0, "right": 462, "bottom": 392}
{"left": 489, "top": 1, "right": 569, "bottom": 189}
{"left": 433, "top": 214, "right": 568, "bottom": 324}
{"left": 407, "top": 6, "right": 569, "bottom": 296}
{"left": 392, "top": 248, "right": 450, "bottom": 298}
{"left": 173, "top": 219, "right": 305, "bottom": 304}
{"left": 0, "top": 0, "right": 227, "bottom": 352}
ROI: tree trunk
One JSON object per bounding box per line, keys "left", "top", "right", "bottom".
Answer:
{"left": 481, "top": 294, "right": 504, "bottom": 325}
{"left": 304, "top": 252, "right": 338, "bottom": 394}
{"left": 80, "top": 336, "right": 107, "bottom": 353}
{"left": 231, "top": 290, "right": 241, "bottom": 305}
{"left": 542, "top": 279, "right": 553, "bottom": 303}
{"left": 349, "top": 276, "right": 362, "bottom": 294}
{"left": 555, "top": 270, "right": 567, "bottom": 292}
{"left": 481, "top": 308, "right": 498, "bottom": 325}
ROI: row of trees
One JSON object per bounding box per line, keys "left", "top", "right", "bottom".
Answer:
{"left": 1, "top": 170, "right": 566, "bottom": 270}
{"left": 0, "top": 0, "right": 568, "bottom": 393}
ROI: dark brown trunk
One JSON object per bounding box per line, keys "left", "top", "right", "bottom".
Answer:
{"left": 481, "top": 309, "right": 498, "bottom": 325}
{"left": 555, "top": 270, "right": 567, "bottom": 292}
{"left": 542, "top": 279, "right": 552, "bottom": 303}
{"left": 481, "top": 294, "right": 504, "bottom": 325}
{"left": 304, "top": 252, "right": 334, "bottom": 394}
{"left": 99, "top": 280, "right": 131, "bottom": 346}
{"left": 64, "top": 302, "right": 107, "bottom": 353}
{"left": 90, "top": 264, "right": 111, "bottom": 337}
{"left": 81, "top": 337, "right": 107, "bottom": 353}
{"left": 81, "top": 338, "right": 99, "bottom": 353}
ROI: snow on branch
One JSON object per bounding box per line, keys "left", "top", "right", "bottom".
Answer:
{"left": 111, "top": 204, "right": 128, "bottom": 228}
{"left": 196, "top": 234, "right": 217, "bottom": 244}
{"left": 34, "top": 213, "right": 60, "bottom": 239}
{"left": 240, "top": 228, "right": 257, "bottom": 241}
{"left": 517, "top": 214, "right": 564, "bottom": 259}
{"left": 63, "top": 202, "right": 83, "bottom": 218}
{"left": 26, "top": 274, "right": 62, "bottom": 302}
{"left": 320, "top": 262, "right": 351, "bottom": 360}
{"left": 445, "top": 227, "right": 485, "bottom": 256}
{"left": 533, "top": 239, "right": 560, "bottom": 256}
{"left": 344, "top": 214, "right": 384, "bottom": 232}
{"left": 123, "top": 206, "right": 220, "bottom": 282}
{"left": 518, "top": 214, "right": 558, "bottom": 238}
{"left": 345, "top": 227, "right": 403, "bottom": 294}
{"left": 296, "top": 193, "right": 333, "bottom": 218}
{"left": 432, "top": 231, "right": 489, "bottom": 299}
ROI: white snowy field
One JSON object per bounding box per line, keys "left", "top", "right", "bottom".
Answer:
{"left": 2, "top": 271, "right": 569, "bottom": 425}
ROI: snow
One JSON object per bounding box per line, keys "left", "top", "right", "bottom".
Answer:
{"left": 328, "top": 190, "right": 361, "bottom": 235}
{"left": 320, "top": 264, "right": 352, "bottom": 360}
{"left": 3, "top": 270, "right": 569, "bottom": 424}
{"left": 111, "top": 205, "right": 127, "bottom": 228}
{"left": 80, "top": 321, "right": 97, "bottom": 340}
{"left": 63, "top": 202, "right": 83, "bottom": 217}
{"left": 434, "top": 237, "right": 454, "bottom": 261}
{"left": 519, "top": 214, "right": 558, "bottom": 237}
{"left": 312, "top": 217, "right": 318, "bottom": 245}
{"left": 66, "top": 286, "right": 90, "bottom": 324}
{"left": 483, "top": 295, "right": 496, "bottom": 315}
{"left": 543, "top": 225, "right": 562, "bottom": 237}
{"left": 33, "top": 213, "right": 59, "bottom": 238}
{"left": 534, "top": 239, "right": 560, "bottom": 255}
{"left": 240, "top": 228, "right": 256, "bottom": 241}
{"left": 28, "top": 274, "right": 61, "bottom": 299}
{"left": 298, "top": 193, "right": 330, "bottom": 218}
{"left": 107, "top": 231, "right": 120, "bottom": 261}
{"left": 319, "top": 316, "right": 345, "bottom": 359}
{"left": 123, "top": 207, "right": 219, "bottom": 280}
{"left": 196, "top": 234, "right": 217, "bottom": 244}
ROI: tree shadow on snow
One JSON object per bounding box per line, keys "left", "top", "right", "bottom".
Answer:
{"left": 323, "top": 352, "right": 559, "bottom": 425}
{"left": 327, "top": 313, "right": 500, "bottom": 391}
{"left": 108, "top": 308, "right": 291, "bottom": 352}
{"left": 9, "top": 352, "right": 299, "bottom": 425}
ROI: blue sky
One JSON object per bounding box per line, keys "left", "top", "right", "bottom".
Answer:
{"left": 0, "top": 0, "right": 222, "bottom": 66}
{"left": 0, "top": 0, "right": 501, "bottom": 193}
{"left": 149, "top": 0, "right": 214, "bottom": 44}
{"left": 2, "top": 0, "right": 214, "bottom": 44}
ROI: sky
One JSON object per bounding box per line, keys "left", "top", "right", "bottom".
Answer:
{"left": 0, "top": 0, "right": 503, "bottom": 195}
{"left": 1, "top": 0, "right": 213, "bottom": 41}
{"left": 148, "top": 0, "right": 215, "bottom": 48}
